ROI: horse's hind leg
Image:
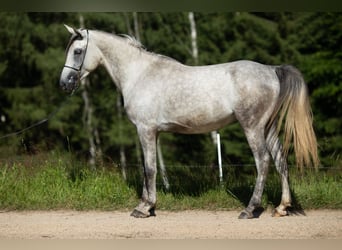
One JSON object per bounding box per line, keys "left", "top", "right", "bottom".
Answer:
{"left": 266, "top": 125, "right": 292, "bottom": 216}
{"left": 238, "top": 127, "right": 271, "bottom": 219}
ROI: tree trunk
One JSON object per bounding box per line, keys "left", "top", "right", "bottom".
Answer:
{"left": 157, "top": 138, "right": 170, "bottom": 190}
{"left": 131, "top": 12, "right": 169, "bottom": 189}
{"left": 79, "top": 14, "right": 102, "bottom": 169}
{"left": 116, "top": 95, "right": 127, "bottom": 180}
{"left": 123, "top": 13, "right": 133, "bottom": 36}
{"left": 189, "top": 12, "right": 217, "bottom": 145}
{"left": 188, "top": 12, "right": 198, "bottom": 65}
{"left": 133, "top": 12, "right": 141, "bottom": 42}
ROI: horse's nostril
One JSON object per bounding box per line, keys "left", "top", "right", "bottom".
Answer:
{"left": 60, "top": 82, "right": 68, "bottom": 91}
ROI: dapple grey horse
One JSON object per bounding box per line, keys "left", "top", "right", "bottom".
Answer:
{"left": 60, "top": 25, "right": 319, "bottom": 219}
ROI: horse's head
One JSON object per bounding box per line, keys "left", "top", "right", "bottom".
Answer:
{"left": 60, "top": 25, "right": 99, "bottom": 93}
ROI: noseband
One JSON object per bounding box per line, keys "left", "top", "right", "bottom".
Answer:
{"left": 63, "top": 29, "right": 89, "bottom": 73}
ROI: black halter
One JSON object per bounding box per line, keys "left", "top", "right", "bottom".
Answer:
{"left": 63, "top": 29, "right": 89, "bottom": 73}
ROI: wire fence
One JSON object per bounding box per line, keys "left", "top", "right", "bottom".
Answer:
{"left": 0, "top": 154, "right": 341, "bottom": 170}
{"left": 1, "top": 152, "right": 340, "bottom": 198}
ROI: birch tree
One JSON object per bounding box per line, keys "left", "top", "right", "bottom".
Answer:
{"left": 131, "top": 12, "right": 170, "bottom": 189}
{"left": 116, "top": 94, "right": 127, "bottom": 179}
{"left": 188, "top": 12, "right": 198, "bottom": 65}
{"left": 189, "top": 12, "right": 218, "bottom": 145}
{"left": 79, "top": 14, "right": 102, "bottom": 169}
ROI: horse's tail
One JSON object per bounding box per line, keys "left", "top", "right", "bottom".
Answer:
{"left": 267, "top": 65, "right": 319, "bottom": 169}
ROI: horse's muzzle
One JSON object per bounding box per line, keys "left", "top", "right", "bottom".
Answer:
{"left": 59, "top": 71, "right": 79, "bottom": 93}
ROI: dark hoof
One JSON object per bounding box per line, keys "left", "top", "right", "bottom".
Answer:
{"left": 149, "top": 207, "right": 156, "bottom": 217}
{"left": 238, "top": 210, "right": 254, "bottom": 219}
{"left": 130, "top": 207, "right": 156, "bottom": 218}
{"left": 130, "top": 209, "right": 150, "bottom": 218}
{"left": 252, "top": 207, "right": 265, "bottom": 218}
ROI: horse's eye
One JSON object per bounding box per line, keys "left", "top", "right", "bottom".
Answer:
{"left": 74, "top": 48, "right": 82, "bottom": 55}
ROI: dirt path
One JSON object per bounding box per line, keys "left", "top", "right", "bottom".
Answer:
{"left": 0, "top": 210, "right": 341, "bottom": 239}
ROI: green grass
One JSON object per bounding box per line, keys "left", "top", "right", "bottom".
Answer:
{"left": 0, "top": 153, "right": 137, "bottom": 210}
{"left": 0, "top": 152, "right": 341, "bottom": 211}
{"left": 158, "top": 188, "right": 243, "bottom": 211}
{"left": 290, "top": 170, "right": 342, "bottom": 209}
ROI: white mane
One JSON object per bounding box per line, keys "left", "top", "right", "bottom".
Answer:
{"left": 94, "top": 30, "right": 178, "bottom": 63}
{"left": 118, "top": 34, "right": 145, "bottom": 49}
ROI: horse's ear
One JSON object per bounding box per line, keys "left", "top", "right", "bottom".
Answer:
{"left": 64, "top": 24, "right": 76, "bottom": 34}
{"left": 64, "top": 24, "right": 83, "bottom": 38}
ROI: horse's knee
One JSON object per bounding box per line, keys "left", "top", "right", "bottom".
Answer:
{"left": 144, "top": 165, "right": 156, "bottom": 178}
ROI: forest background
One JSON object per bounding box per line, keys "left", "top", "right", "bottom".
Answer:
{"left": 0, "top": 13, "right": 341, "bottom": 191}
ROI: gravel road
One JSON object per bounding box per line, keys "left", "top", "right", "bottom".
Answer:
{"left": 0, "top": 210, "right": 341, "bottom": 239}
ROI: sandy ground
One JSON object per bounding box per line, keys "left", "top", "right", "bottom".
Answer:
{"left": 0, "top": 209, "right": 341, "bottom": 239}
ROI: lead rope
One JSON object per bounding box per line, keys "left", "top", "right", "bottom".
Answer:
{"left": 0, "top": 91, "right": 77, "bottom": 140}
{"left": 1, "top": 30, "right": 88, "bottom": 140}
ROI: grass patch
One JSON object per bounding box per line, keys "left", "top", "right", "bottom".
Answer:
{"left": 289, "top": 170, "right": 342, "bottom": 209}
{"left": 0, "top": 152, "right": 341, "bottom": 211}
{"left": 0, "top": 153, "right": 137, "bottom": 210}
{"left": 158, "top": 188, "right": 243, "bottom": 211}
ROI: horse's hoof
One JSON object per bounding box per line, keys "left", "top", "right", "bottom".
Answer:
{"left": 149, "top": 207, "right": 156, "bottom": 217}
{"left": 130, "top": 207, "right": 156, "bottom": 218}
{"left": 238, "top": 210, "right": 254, "bottom": 219}
{"left": 272, "top": 209, "right": 288, "bottom": 217}
{"left": 130, "top": 209, "right": 150, "bottom": 218}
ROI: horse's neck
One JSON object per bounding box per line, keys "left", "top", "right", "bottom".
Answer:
{"left": 92, "top": 31, "right": 152, "bottom": 94}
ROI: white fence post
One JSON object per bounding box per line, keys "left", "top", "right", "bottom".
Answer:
{"left": 216, "top": 133, "right": 223, "bottom": 184}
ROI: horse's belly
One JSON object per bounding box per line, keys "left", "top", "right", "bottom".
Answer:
{"left": 158, "top": 112, "right": 236, "bottom": 134}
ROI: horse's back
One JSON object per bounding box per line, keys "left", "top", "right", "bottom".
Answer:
{"left": 128, "top": 59, "right": 280, "bottom": 134}
{"left": 159, "top": 60, "right": 279, "bottom": 112}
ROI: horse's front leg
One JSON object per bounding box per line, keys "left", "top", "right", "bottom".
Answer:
{"left": 131, "top": 127, "right": 157, "bottom": 218}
